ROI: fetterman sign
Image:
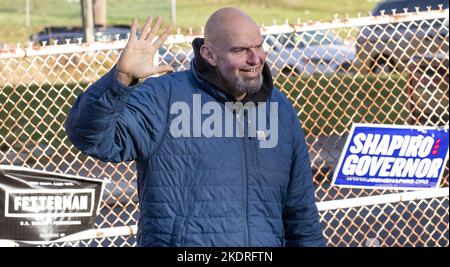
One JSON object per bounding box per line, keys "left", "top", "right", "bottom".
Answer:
{"left": 0, "top": 165, "right": 105, "bottom": 243}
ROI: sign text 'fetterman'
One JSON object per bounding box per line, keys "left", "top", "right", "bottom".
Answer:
{"left": 0, "top": 165, "right": 104, "bottom": 242}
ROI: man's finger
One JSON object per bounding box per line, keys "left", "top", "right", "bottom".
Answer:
{"left": 153, "top": 25, "right": 173, "bottom": 48}
{"left": 139, "top": 16, "right": 153, "bottom": 40}
{"left": 129, "top": 18, "right": 138, "bottom": 41}
{"left": 145, "top": 16, "right": 163, "bottom": 42}
{"left": 157, "top": 65, "right": 174, "bottom": 74}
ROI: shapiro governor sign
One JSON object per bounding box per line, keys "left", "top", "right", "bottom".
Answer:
{"left": 332, "top": 124, "right": 449, "bottom": 190}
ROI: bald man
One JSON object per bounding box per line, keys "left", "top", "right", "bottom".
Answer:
{"left": 66, "top": 8, "right": 325, "bottom": 247}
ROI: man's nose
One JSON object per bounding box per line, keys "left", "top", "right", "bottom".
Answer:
{"left": 246, "top": 48, "right": 261, "bottom": 65}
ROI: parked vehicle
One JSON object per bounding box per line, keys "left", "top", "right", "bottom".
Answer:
{"left": 354, "top": 0, "right": 449, "bottom": 74}
{"left": 30, "top": 26, "right": 192, "bottom": 70}
{"left": 30, "top": 25, "right": 131, "bottom": 44}
{"left": 407, "top": 52, "right": 449, "bottom": 124}
{"left": 264, "top": 30, "right": 355, "bottom": 76}
{"left": 158, "top": 46, "right": 193, "bottom": 71}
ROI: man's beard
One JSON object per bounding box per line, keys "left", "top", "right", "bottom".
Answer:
{"left": 235, "top": 73, "right": 263, "bottom": 95}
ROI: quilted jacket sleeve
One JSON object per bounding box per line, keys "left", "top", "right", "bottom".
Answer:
{"left": 65, "top": 66, "right": 169, "bottom": 162}
{"left": 283, "top": 110, "right": 326, "bottom": 247}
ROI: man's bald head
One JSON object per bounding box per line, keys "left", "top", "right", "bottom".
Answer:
{"left": 204, "top": 7, "right": 260, "bottom": 47}
{"left": 200, "top": 7, "right": 266, "bottom": 99}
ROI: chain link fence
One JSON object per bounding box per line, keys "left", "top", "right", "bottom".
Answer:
{"left": 0, "top": 9, "right": 448, "bottom": 247}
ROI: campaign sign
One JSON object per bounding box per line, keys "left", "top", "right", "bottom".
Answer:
{"left": 0, "top": 165, "right": 105, "bottom": 243}
{"left": 332, "top": 124, "right": 449, "bottom": 190}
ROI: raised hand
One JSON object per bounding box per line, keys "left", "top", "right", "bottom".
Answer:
{"left": 117, "top": 16, "right": 174, "bottom": 85}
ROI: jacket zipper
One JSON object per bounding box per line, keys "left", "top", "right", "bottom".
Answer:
{"left": 249, "top": 119, "right": 258, "bottom": 168}
{"left": 237, "top": 112, "right": 249, "bottom": 246}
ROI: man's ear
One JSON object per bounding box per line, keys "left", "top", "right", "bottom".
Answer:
{"left": 200, "top": 44, "right": 217, "bottom": 67}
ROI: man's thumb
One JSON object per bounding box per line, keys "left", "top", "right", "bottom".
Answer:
{"left": 157, "top": 65, "right": 175, "bottom": 74}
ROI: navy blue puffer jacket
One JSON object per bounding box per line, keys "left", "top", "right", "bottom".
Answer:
{"left": 65, "top": 60, "right": 325, "bottom": 247}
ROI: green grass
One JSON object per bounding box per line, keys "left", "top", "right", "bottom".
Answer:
{"left": 275, "top": 73, "right": 410, "bottom": 135}
{"left": 0, "top": 0, "right": 377, "bottom": 44}
{"left": 0, "top": 82, "right": 85, "bottom": 151}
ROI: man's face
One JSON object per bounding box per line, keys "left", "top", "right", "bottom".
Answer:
{"left": 209, "top": 25, "right": 266, "bottom": 96}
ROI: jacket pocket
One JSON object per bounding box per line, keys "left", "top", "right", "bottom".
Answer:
{"left": 170, "top": 216, "right": 186, "bottom": 247}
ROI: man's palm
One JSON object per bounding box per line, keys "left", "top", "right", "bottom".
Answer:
{"left": 117, "top": 16, "right": 173, "bottom": 84}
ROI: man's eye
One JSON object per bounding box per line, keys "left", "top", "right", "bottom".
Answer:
{"left": 232, "top": 48, "right": 246, "bottom": 53}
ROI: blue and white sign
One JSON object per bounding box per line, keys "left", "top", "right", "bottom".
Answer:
{"left": 332, "top": 124, "right": 449, "bottom": 190}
